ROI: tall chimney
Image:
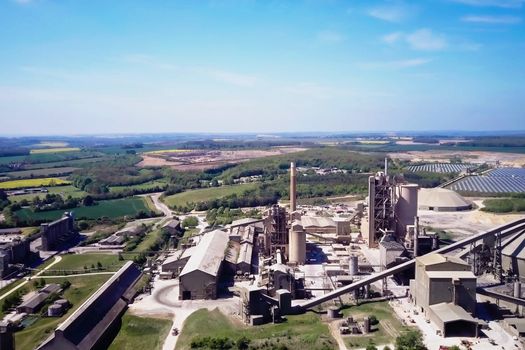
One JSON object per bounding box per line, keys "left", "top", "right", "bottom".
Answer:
{"left": 384, "top": 157, "right": 388, "bottom": 176}
{"left": 290, "top": 162, "right": 297, "bottom": 212}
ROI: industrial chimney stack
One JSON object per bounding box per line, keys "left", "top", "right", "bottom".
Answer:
{"left": 290, "top": 162, "right": 297, "bottom": 212}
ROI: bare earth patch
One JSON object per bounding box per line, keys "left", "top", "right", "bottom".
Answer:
{"left": 389, "top": 150, "right": 525, "bottom": 167}
{"left": 138, "top": 147, "right": 307, "bottom": 171}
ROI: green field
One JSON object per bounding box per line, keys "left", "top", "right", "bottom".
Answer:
{"left": 1, "top": 166, "right": 79, "bottom": 179}
{"left": 109, "top": 313, "right": 172, "bottom": 350}
{"left": 177, "top": 308, "right": 335, "bottom": 350}
{"left": 341, "top": 301, "right": 412, "bottom": 348}
{"left": 23, "top": 156, "right": 111, "bottom": 170}
{"left": 15, "top": 196, "right": 154, "bottom": 222}
{"left": 109, "top": 179, "right": 168, "bottom": 193}
{"left": 0, "top": 177, "right": 70, "bottom": 189}
{"left": 14, "top": 274, "right": 111, "bottom": 349}
{"left": 482, "top": 197, "right": 525, "bottom": 213}
{"left": 8, "top": 185, "right": 87, "bottom": 203}
{"left": 41, "top": 254, "right": 126, "bottom": 274}
{"left": 163, "top": 183, "right": 258, "bottom": 208}
{"left": 30, "top": 147, "right": 81, "bottom": 154}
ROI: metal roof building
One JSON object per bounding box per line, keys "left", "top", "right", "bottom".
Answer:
{"left": 179, "top": 230, "right": 229, "bottom": 300}
{"left": 502, "top": 232, "right": 525, "bottom": 282}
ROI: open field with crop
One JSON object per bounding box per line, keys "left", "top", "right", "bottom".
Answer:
{"left": 138, "top": 147, "right": 306, "bottom": 171}
{"left": 15, "top": 196, "right": 154, "bottom": 222}
{"left": 1, "top": 166, "right": 79, "bottom": 179}
{"left": 109, "top": 313, "right": 172, "bottom": 350}
{"left": 109, "top": 179, "right": 168, "bottom": 193}
{"left": 8, "top": 185, "right": 86, "bottom": 203}
{"left": 162, "top": 183, "right": 258, "bottom": 208}
{"left": 0, "top": 177, "right": 70, "bottom": 189}
{"left": 30, "top": 147, "right": 81, "bottom": 154}
{"left": 177, "top": 308, "right": 335, "bottom": 350}
{"left": 14, "top": 274, "right": 111, "bottom": 350}
{"left": 341, "top": 301, "right": 411, "bottom": 348}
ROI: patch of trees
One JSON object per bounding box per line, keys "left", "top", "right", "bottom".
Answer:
{"left": 2, "top": 288, "right": 25, "bottom": 312}
{"left": 0, "top": 148, "right": 30, "bottom": 157}
{"left": 400, "top": 171, "right": 456, "bottom": 188}
{"left": 0, "top": 190, "right": 9, "bottom": 211}
{"left": 482, "top": 197, "right": 525, "bottom": 213}
{"left": 206, "top": 208, "right": 261, "bottom": 226}
{"left": 395, "top": 330, "right": 427, "bottom": 350}
{"left": 448, "top": 136, "right": 525, "bottom": 148}
{"left": 182, "top": 216, "right": 199, "bottom": 228}
{"left": 190, "top": 336, "right": 251, "bottom": 350}
{"left": 177, "top": 139, "right": 304, "bottom": 150}
{"left": 26, "top": 194, "right": 80, "bottom": 212}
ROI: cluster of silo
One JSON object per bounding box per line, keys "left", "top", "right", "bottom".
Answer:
{"left": 395, "top": 184, "right": 419, "bottom": 239}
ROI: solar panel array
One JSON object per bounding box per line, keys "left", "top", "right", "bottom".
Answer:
{"left": 449, "top": 167, "right": 525, "bottom": 194}
{"left": 486, "top": 168, "right": 525, "bottom": 178}
{"left": 407, "top": 163, "right": 473, "bottom": 173}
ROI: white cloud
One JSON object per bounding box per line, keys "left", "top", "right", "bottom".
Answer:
{"left": 357, "top": 58, "right": 431, "bottom": 70}
{"left": 367, "top": 2, "right": 417, "bottom": 22}
{"left": 382, "top": 31, "right": 404, "bottom": 44}
{"left": 316, "top": 30, "right": 345, "bottom": 43}
{"left": 406, "top": 29, "right": 447, "bottom": 51}
{"left": 450, "top": 0, "right": 524, "bottom": 8}
{"left": 461, "top": 15, "right": 522, "bottom": 24}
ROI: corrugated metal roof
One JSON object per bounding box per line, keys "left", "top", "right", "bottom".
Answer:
{"left": 417, "top": 253, "right": 469, "bottom": 267}
{"left": 426, "top": 270, "right": 476, "bottom": 279}
{"left": 301, "top": 216, "right": 335, "bottom": 228}
{"left": 502, "top": 231, "right": 525, "bottom": 260}
{"left": 429, "top": 302, "right": 477, "bottom": 324}
{"left": 180, "top": 230, "right": 229, "bottom": 277}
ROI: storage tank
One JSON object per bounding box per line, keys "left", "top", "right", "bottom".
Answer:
{"left": 395, "top": 184, "right": 419, "bottom": 238}
{"left": 514, "top": 282, "right": 522, "bottom": 298}
{"left": 288, "top": 222, "right": 306, "bottom": 264}
{"left": 349, "top": 255, "right": 358, "bottom": 276}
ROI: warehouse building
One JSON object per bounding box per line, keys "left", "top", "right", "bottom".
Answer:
{"left": 37, "top": 261, "right": 141, "bottom": 350}
{"left": 161, "top": 246, "right": 196, "bottom": 277}
{"left": 17, "top": 284, "right": 62, "bottom": 314}
{"left": 179, "top": 230, "right": 229, "bottom": 300}
{"left": 411, "top": 253, "right": 478, "bottom": 337}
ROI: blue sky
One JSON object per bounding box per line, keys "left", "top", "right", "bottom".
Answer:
{"left": 0, "top": 0, "right": 524, "bottom": 135}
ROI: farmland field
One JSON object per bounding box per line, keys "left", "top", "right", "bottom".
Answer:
{"left": 1, "top": 166, "right": 79, "bottom": 179}
{"left": 8, "top": 185, "right": 86, "bottom": 203}
{"left": 162, "top": 183, "right": 258, "bottom": 208}
{"left": 109, "top": 179, "right": 168, "bottom": 193}
{"left": 0, "top": 177, "right": 70, "bottom": 189}
{"left": 30, "top": 147, "right": 81, "bottom": 154}
{"left": 15, "top": 196, "right": 155, "bottom": 222}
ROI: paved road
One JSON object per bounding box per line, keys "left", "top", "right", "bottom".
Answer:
{"left": 0, "top": 255, "right": 62, "bottom": 301}
{"left": 41, "top": 271, "right": 115, "bottom": 278}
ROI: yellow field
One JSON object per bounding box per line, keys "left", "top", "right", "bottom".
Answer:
{"left": 0, "top": 178, "right": 71, "bottom": 189}
{"left": 144, "top": 149, "right": 193, "bottom": 155}
{"left": 30, "top": 147, "right": 80, "bottom": 154}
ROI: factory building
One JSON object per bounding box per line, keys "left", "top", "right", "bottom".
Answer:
{"left": 418, "top": 188, "right": 472, "bottom": 212}
{"left": 394, "top": 184, "right": 419, "bottom": 237}
{"left": 161, "top": 246, "right": 196, "bottom": 277}
{"left": 411, "top": 253, "right": 478, "bottom": 337}
{"left": 40, "top": 212, "right": 78, "bottom": 251}
{"left": 0, "top": 234, "right": 30, "bottom": 278}
{"left": 263, "top": 205, "right": 289, "bottom": 257}
{"left": 179, "top": 230, "right": 229, "bottom": 300}
{"left": 37, "top": 261, "right": 142, "bottom": 350}
{"left": 290, "top": 162, "right": 297, "bottom": 212}
{"left": 17, "top": 284, "right": 62, "bottom": 314}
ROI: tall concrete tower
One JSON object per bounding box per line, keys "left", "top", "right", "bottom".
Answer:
{"left": 290, "top": 162, "right": 297, "bottom": 212}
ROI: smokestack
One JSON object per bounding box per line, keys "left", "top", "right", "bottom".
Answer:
{"left": 384, "top": 157, "right": 388, "bottom": 176}
{"left": 290, "top": 162, "right": 297, "bottom": 212}
{"left": 414, "top": 216, "right": 419, "bottom": 257}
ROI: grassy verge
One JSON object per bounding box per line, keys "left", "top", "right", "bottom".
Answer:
{"left": 162, "top": 184, "right": 258, "bottom": 208}
{"left": 39, "top": 254, "right": 125, "bottom": 274}
{"left": 14, "top": 274, "right": 111, "bottom": 349}
{"left": 108, "top": 312, "right": 172, "bottom": 350}
{"left": 341, "top": 301, "right": 411, "bottom": 348}
{"left": 177, "top": 308, "right": 335, "bottom": 350}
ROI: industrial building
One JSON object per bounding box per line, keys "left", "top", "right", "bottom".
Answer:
{"left": 0, "top": 233, "right": 30, "bottom": 278}
{"left": 411, "top": 253, "right": 478, "bottom": 337}
{"left": 418, "top": 188, "right": 472, "bottom": 211}
{"left": 40, "top": 212, "right": 78, "bottom": 251}
{"left": 37, "top": 261, "right": 142, "bottom": 350}
{"left": 17, "top": 284, "right": 62, "bottom": 314}
{"left": 179, "top": 230, "right": 229, "bottom": 300}
{"left": 502, "top": 232, "right": 525, "bottom": 282}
